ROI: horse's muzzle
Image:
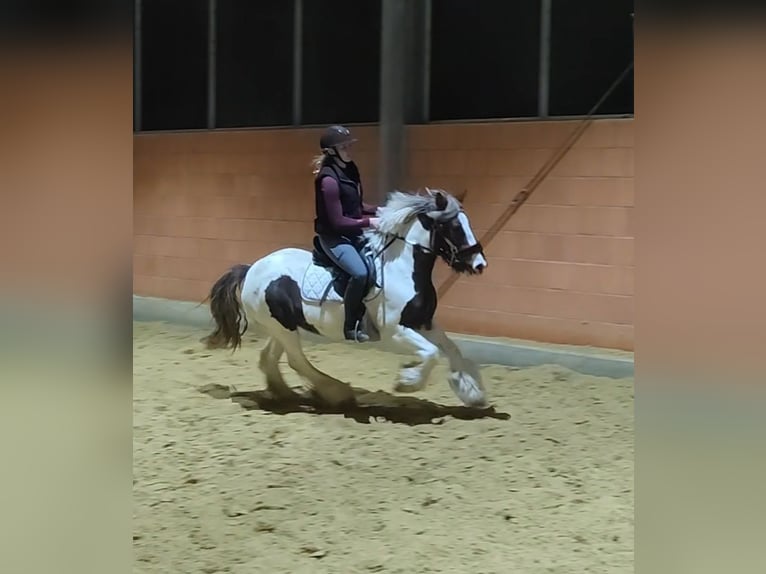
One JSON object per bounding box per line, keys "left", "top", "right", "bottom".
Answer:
{"left": 471, "top": 251, "right": 488, "bottom": 274}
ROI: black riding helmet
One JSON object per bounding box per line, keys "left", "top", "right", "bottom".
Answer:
{"left": 320, "top": 124, "right": 357, "bottom": 151}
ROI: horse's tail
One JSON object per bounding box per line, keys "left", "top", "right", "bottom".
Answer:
{"left": 201, "top": 264, "right": 251, "bottom": 351}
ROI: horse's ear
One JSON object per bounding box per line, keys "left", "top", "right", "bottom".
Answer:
{"left": 434, "top": 191, "right": 448, "bottom": 211}
{"left": 455, "top": 189, "right": 468, "bottom": 203}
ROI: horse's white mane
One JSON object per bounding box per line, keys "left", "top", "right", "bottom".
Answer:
{"left": 374, "top": 188, "right": 462, "bottom": 236}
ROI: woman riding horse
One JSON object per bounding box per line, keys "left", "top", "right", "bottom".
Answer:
{"left": 312, "top": 125, "right": 380, "bottom": 343}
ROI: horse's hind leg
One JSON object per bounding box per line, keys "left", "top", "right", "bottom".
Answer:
{"left": 258, "top": 337, "right": 298, "bottom": 400}
{"left": 274, "top": 330, "right": 355, "bottom": 407}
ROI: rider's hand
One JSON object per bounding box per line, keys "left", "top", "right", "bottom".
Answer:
{"left": 368, "top": 217, "right": 381, "bottom": 228}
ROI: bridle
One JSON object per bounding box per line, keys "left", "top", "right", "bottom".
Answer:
{"left": 371, "top": 210, "right": 484, "bottom": 267}
{"left": 429, "top": 220, "right": 484, "bottom": 267}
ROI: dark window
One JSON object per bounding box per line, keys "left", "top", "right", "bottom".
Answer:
{"left": 0, "top": 0, "right": 129, "bottom": 39}
{"left": 430, "top": 0, "right": 540, "bottom": 121}
{"left": 301, "top": 0, "right": 381, "bottom": 125}
{"left": 549, "top": 0, "right": 634, "bottom": 116}
{"left": 140, "top": 0, "right": 209, "bottom": 131}
{"left": 216, "top": 0, "right": 294, "bottom": 128}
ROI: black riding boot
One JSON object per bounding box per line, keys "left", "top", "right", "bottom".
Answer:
{"left": 343, "top": 275, "right": 370, "bottom": 343}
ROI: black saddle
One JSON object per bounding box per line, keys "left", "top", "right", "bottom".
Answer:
{"left": 312, "top": 236, "right": 378, "bottom": 300}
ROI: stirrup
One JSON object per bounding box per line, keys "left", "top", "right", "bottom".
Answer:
{"left": 345, "top": 320, "right": 370, "bottom": 343}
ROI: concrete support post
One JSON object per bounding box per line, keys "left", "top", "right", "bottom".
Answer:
{"left": 134, "top": 0, "right": 142, "bottom": 132}
{"left": 402, "top": 0, "right": 429, "bottom": 124}
{"left": 420, "top": 0, "right": 431, "bottom": 122}
{"left": 378, "top": 0, "right": 408, "bottom": 204}
{"left": 207, "top": 0, "right": 217, "bottom": 129}
{"left": 538, "top": 0, "right": 552, "bottom": 117}
{"left": 292, "top": 0, "right": 303, "bottom": 126}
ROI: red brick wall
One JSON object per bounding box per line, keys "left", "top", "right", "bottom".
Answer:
{"left": 134, "top": 119, "right": 633, "bottom": 350}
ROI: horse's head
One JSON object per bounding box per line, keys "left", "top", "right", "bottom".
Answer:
{"left": 415, "top": 188, "right": 487, "bottom": 275}
{"left": 374, "top": 188, "right": 487, "bottom": 274}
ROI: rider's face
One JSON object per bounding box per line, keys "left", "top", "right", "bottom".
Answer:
{"left": 336, "top": 143, "right": 353, "bottom": 163}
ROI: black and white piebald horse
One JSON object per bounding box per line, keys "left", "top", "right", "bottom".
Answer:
{"left": 204, "top": 188, "right": 489, "bottom": 408}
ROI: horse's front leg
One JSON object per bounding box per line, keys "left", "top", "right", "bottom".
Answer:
{"left": 391, "top": 326, "right": 440, "bottom": 393}
{"left": 419, "top": 323, "right": 489, "bottom": 408}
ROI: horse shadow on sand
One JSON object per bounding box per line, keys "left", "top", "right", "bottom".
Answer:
{"left": 199, "top": 383, "right": 511, "bottom": 426}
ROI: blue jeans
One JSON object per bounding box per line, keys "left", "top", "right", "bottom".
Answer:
{"left": 318, "top": 235, "right": 369, "bottom": 331}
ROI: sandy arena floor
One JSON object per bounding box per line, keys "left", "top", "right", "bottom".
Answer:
{"left": 133, "top": 321, "right": 633, "bottom": 574}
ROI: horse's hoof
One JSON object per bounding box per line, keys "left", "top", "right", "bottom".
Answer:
{"left": 468, "top": 400, "right": 491, "bottom": 410}
{"left": 394, "top": 382, "right": 422, "bottom": 394}
{"left": 395, "top": 367, "right": 426, "bottom": 393}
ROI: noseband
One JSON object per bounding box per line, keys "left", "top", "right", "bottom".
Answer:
{"left": 430, "top": 226, "right": 484, "bottom": 267}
